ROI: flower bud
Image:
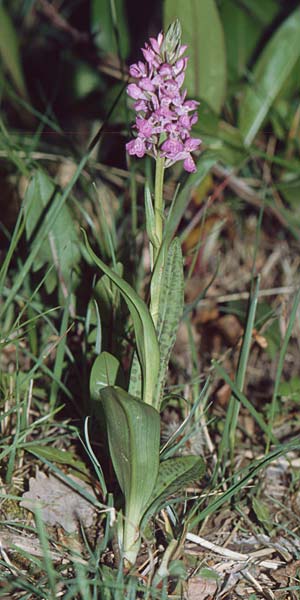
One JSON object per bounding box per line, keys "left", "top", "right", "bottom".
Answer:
{"left": 161, "top": 19, "right": 182, "bottom": 64}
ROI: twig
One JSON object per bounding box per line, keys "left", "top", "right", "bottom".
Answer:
{"left": 185, "top": 532, "right": 283, "bottom": 570}
{"left": 37, "top": 0, "right": 89, "bottom": 44}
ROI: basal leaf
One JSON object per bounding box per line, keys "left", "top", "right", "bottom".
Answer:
{"left": 142, "top": 455, "right": 205, "bottom": 526}
{"left": 153, "top": 238, "right": 184, "bottom": 409}
{"left": 239, "top": 7, "right": 300, "bottom": 145}
{"left": 93, "top": 268, "right": 123, "bottom": 353}
{"left": 100, "top": 386, "right": 160, "bottom": 563}
{"left": 83, "top": 231, "right": 160, "bottom": 406}
{"left": 163, "top": 0, "right": 226, "bottom": 113}
{"left": 90, "top": 352, "right": 123, "bottom": 400}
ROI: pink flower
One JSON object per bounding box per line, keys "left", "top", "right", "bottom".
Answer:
{"left": 126, "top": 137, "right": 146, "bottom": 158}
{"left": 136, "top": 117, "right": 155, "bottom": 137}
{"left": 183, "top": 155, "right": 197, "bottom": 173}
{"left": 126, "top": 22, "right": 201, "bottom": 172}
{"left": 127, "top": 83, "right": 145, "bottom": 100}
{"left": 161, "top": 138, "right": 184, "bottom": 158}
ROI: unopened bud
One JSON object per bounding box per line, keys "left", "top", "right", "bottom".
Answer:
{"left": 161, "top": 19, "right": 182, "bottom": 64}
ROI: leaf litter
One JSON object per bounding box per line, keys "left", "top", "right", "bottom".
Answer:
{"left": 20, "top": 469, "right": 97, "bottom": 532}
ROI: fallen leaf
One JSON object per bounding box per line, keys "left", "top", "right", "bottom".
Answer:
{"left": 187, "top": 575, "right": 218, "bottom": 599}
{"left": 21, "top": 470, "right": 97, "bottom": 532}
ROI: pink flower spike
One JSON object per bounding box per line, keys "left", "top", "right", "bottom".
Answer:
{"left": 126, "top": 21, "right": 201, "bottom": 171}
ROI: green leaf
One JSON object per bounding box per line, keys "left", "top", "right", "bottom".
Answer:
{"left": 90, "top": 352, "right": 123, "bottom": 400}
{"left": 24, "top": 171, "right": 80, "bottom": 294}
{"left": 142, "top": 455, "right": 205, "bottom": 526}
{"left": 163, "top": 0, "right": 226, "bottom": 113}
{"left": 252, "top": 496, "right": 272, "bottom": 532}
{"left": 0, "top": 5, "right": 28, "bottom": 98}
{"left": 93, "top": 268, "right": 123, "bottom": 352}
{"left": 153, "top": 238, "right": 184, "bottom": 409}
{"left": 83, "top": 231, "right": 160, "bottom": 406}
{"left": 239, "top": 0, "right": 280, "bottom": 26}
{"left": 220, "top": 0, "right": 280, "bottom": 84}
{"left": 25, "top": 445, "right": 89, "bottom": 478}
{"left": 239, "top": 7, "right": 300, "bottom": 146}
{"left": 100, "top": 386, "right": 160, "bottom": 563}
{"left": 91, "top": 0, "right": 130, "bottom": 59}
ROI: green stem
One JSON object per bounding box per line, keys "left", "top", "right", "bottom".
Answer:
{"left": 149, "top": 155, "right": 165, "bottom": 329}
{"left": 153, "top": 154, "right": 165, "bottom": 264}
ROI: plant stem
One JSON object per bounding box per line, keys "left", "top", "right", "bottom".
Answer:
{"left": 153, "top": 153, "right": 165, "bottom": 264}
{"left": 149, "top": 154, "right": 165, "bottom": 329}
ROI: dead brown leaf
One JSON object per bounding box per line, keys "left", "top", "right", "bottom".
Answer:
{"left": 21, "top": 469, "right": 97, "bottom": 532}
{"left": 187, "top": 575, "right": 218, "bottom": 600}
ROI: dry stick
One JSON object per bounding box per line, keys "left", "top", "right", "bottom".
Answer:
{"left": 0, "top": 531, "right": 62, "bottom": 563}
{"left": 38, "top": 0, "right": 89, "bottom": 43}
{"left": 185, "top": 532, "right": 283, "bottom": 570}
{"left": 200, "top": 285, "right": 298, "bottom": 305}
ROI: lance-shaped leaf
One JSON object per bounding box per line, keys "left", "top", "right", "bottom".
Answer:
{"left": 100, "top": 386, "right": 160, "bottom": 563}
{"left": 141, "top": 455, "right": 205, "bottom": 527}
{"left": 90, "top": 351, "right": 123, "bottom": 400}
{"left": 152, "top": 238, "right": 184, "bottom": 410}
{"left": 83, "top": 231, "right": 160, "bottom": 406}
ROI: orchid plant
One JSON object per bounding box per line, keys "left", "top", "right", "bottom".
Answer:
{"left": 84, "top": 20, "right": 205, "bottom": 566}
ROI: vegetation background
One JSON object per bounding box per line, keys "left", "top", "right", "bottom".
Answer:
{"left": 1, "top": 0, "right": 300, "bottom": 598}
